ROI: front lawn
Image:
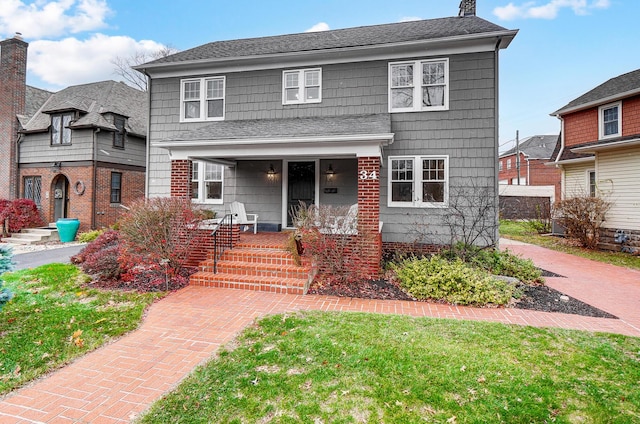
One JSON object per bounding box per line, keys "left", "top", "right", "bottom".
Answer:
{"left": 139, "top": 311, "right": 640, "bottom": 423}
{"left": 0, "top": 264, "right": 162, "bottom": 394}
{"left": 500, "top": 220, "right": 640, "bottom": 271}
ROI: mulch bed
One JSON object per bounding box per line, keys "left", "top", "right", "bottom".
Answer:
{"left": 308, "top": 275, "right": 618, "bottom": 319}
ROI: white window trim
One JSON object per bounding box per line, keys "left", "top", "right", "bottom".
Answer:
{"left": 388, "top": 58, "right": 449, "bottom": 113}
{"left": 387, "top": 155, "right": 449, "bottom": 208}
{"left": 191, "top": 161, "right": 224, "bottom": 204}
{"left": 282, "top": 68, "right": 322, "bottom": 105}
{"left": 180, "top": 76, "right": 226, "bottom": 122}
{"left": 499, "top": 160, "right": 503, "bottom": 171}
{"left": 598, "top": 101, "right": 622, "bottom": 139}
{"left": 587, "top": 169, "right": 596, "bottom": 197}
{"left": 506, "top": 158, "right": 511, "bottom": 169}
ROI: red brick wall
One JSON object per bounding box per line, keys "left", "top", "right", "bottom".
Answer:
{"left": 170, "top": 160, "right": 191, "bottom": 198}
{"left": 357, "top": 156, "right": 382, "bottom": 276}
{"left": 19, "top": 165, "right": 93, "bottom": 231}
{"left": 0, "top": 37, "right": 28, "bottom": 200}
{"left": 623, "top": 95, "right": 640, "bottom": 136}
{"left": 498, "top": 152, "right": 526, "bottom": 182}
{"left": 94, "top": 166, "right": 145, "bottom": 229}
{"left": 563, "top": 108, "right": 598, "bottom": 146}
{"left": 19, "top": 164, "right": 145, "bottom": 233}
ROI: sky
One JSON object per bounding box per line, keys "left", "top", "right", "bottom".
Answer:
{"left": 1, "top": 0, "right": 638, "bottom": 151}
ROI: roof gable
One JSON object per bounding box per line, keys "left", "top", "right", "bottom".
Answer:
{"left": 500, "top": 135, "right": 559, "bottom": 159}
{"left": 553, "top": 68, "right": 640, "bottom": 116}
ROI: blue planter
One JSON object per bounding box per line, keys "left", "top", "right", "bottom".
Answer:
{"left": 56, "top": 218, "right": 80, "bottom": 243}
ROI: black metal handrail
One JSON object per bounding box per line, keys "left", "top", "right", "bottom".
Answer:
{"left": 211, "top": 213, "right": 236, "bottom": 273}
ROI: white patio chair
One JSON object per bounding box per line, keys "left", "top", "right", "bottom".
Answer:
{"left": 229, "top": 201, "right": 258, "bottom": 234}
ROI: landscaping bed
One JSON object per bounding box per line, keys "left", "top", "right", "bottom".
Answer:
{"left": 308, "top": 275, "right": 617, "bottom": 319}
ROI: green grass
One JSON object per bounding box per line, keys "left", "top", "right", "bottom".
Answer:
{"left": 500, "top": 220, "right": 640, "bottom": 271}
{"left": 140, "top": 311, "right": 640, "bottom": 423}
{"left": 0, "top": 263, "right": 162, "bottom": 394}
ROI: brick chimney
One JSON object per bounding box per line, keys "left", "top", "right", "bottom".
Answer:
{"left": 459, "top": 0, "right": 476, "bottom": 16}
{"left": 0, "top": 33, "right": 28, "bottom": 199}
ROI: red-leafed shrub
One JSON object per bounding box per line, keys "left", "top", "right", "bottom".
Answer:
{"left": 72, "top": 230, "right": 122, "bottom": 282}
{"left": 0, "top": 199, "right": 44, "bottom": 233}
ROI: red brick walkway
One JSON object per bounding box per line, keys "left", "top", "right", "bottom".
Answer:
{"left": 1, "top": 241, "right": 639, "bottom": 423}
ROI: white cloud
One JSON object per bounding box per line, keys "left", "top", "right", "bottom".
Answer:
{"left": 0, "top": 0, "right": 111, "bottom": 39}
{"left": 399, "top": 16, "right": 422, "bottom": 22}
{"left": 28, "top": 34, "right": 165, "bottom": 89}
{"left": 305, "top": 22, "right": 330, "bottom": 32}
{"left": 493, "top": 0, "right": 611, "bottom": 20}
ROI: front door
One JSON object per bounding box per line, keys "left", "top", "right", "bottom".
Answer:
{"left": 286, "top": 161, "right": 316, "bottom": 227}
{"left": 52, "top": 175, "right": 69, "bottom": 221}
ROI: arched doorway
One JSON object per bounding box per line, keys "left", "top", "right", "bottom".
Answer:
{"left": 51, "top": 174, "right": 69, "bottom": 222}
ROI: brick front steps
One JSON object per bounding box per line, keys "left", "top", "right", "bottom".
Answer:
{"left": 189, "top": 233, "right": 313, "bottom": 295}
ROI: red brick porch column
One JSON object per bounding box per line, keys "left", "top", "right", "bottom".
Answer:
{"left": 358, "top": 156, "right": 382, "bottom": 276}
{"left": 170, "top": 160, "right": 191, "bottom": 198}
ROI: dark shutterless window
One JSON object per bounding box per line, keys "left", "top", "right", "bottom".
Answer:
{"left": 110, "top": 172, "right": 122, "bottom": 203}
{"left": 113, "top": 116, "right": 126, "bottom": 148}
{"left": 23, "top": 176, "right": 42, "bottom": 207}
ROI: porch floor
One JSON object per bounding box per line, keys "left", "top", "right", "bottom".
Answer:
{"left": 190, "top": 231, "right": 312, "bottom": 294}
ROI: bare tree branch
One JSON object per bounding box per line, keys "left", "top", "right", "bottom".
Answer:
{"left": 111, "top": 46, "right": 178, "bottom": 91}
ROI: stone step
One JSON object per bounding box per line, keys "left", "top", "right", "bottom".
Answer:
{"left": 189, "top": 271, "right": 307, "bottom": 295}
{"left": 201, "top": 260, "right": 310, "bottom": 279}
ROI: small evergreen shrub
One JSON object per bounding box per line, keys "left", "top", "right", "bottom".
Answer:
{"left": 0, "top": 244, "right": 14, "bottom": 310}
{"left": 392, "top": 256, "right": 517, "bottom": 306}
{"left": 468, "top": 248, "right": 543, "bottom": 283}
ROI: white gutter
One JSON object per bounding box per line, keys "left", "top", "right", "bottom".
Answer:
{"left": 570, "top": 136, "right": 640, "bottom": 153}
{"left": 552, "top": 87, "right": 640, "bottom": 116}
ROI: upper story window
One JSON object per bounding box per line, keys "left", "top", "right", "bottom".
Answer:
{"left": 282, "top": 68, "right": 321, "bottom": 104}
{"left": 507, "top": 158, "right": 512, "bottom": 169}
{"left": 191, "top": 161, "right": 224, "bottom": 204}
{"left": 113, "top": 115, "right": 126, "bottom": 148}
{"left": 181, "top": 76, "right": 225, "bottom": 122}
{"left": 51, "top": 112, "right": 73, "bottom": 145}
{"left": 599, "top": 102, "right": 621, "bottom": 139}
{"left": 389, "top": 58, "right": 449, "bottom": 112}
{"left": 499, "top": 160, "right": 503, "bottom": 171}
{"left": 388, "top": 155, "right": 448, "bottom": 208}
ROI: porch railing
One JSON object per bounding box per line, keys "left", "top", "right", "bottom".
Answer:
{"left": 211, "top": 213, "right": 235, "bottom": 273}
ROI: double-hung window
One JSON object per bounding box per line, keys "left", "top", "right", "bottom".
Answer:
{"left": 191, "top": 161, "right": 224, "bottom": 204}
{"left": 110, "top": 172, "right": 122, "bottom": 204}
{"left": 282, "top": 68, "right": 321, "bottom": 104}
{"left": 388, "top": 156, "right": 448, "bottom": 207}
{"left": 23, "top": 176, "right": 42, "bottom": 207}
{"left": 181, "top": 76, "right": 225, "bottom": 121}
{"left": 51, "top": 112, "right": 73, "bottom": 145}
{"left": 588, "top": 170, "right": 597, "bottom": 197}
{"left": 599, "top": 102, "right": 621, "bottom": 139}
{"left": 389, "top": 58, "right": 448, "bottom": 112}
{"left": 113, "top": 115, "right": 126, "bottom": 148}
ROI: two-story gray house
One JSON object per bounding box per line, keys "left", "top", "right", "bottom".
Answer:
{"left": 136, "top": 0, "right": 517, "bottom": 272}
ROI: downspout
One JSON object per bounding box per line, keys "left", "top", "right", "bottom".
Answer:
{"left": 15, "top": 133, "right": 23, "bottom": 199}
{"left": 554, "top": 116, "right": 565, "bottom": 200}
{"left": 140, "top": 69, "right": 152, "bottom": 197}
{"left": 493, "top": 37, "right": 501, "bottom": 246}
{"left": 92, "top": 128, "right": 100, "bottom": 229}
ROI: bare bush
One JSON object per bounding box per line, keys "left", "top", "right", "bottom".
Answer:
{"left": 291, "top": 202, "right": 376, "bottom": 283}
{"left": 554, "top": 196, "right": 611, "bottom": 249}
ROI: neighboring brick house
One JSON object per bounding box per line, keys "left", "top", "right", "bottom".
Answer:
{"left": 551, "top": 68, "right": 640, "bottom": 251}
{"left": 0, "top": 34, "right": 147, "bottom": 232}
{"left": 136, "top": 0, "right": 517, "bottom": 271}
{"left": 498, "top": 134, "right": 561, "bottom": 199}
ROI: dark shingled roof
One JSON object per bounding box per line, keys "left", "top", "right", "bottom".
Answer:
{"left": 161, "top": 114, "right": 391, "bottom": 142}
{"left": 500, "top": 135, "right": 559, "bottom": 159}
{"left": 22, "top": 81, "right": 147, "bottom": 137}
{"left": 553, "top": 68, "right": 640, "bottom": 115}
{"left": 147, "top": 16, "right": 508, "bottom": 65}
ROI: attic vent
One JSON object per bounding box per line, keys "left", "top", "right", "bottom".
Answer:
{"left": 459, "top": 0, "right": 476, "bottom": 16}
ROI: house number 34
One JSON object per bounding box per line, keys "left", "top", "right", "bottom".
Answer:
{"left": 359, "top": 170, "right": 378, "bottom": 180}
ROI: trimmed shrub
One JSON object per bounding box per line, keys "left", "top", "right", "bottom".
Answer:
{"left": 392, "top": 256, "right": 517, "bottom": 306}
{"left": 468, "top": 248, "right": 542, "bottom": 283}
{"left": 71, "top": 230, "right": 122, "bottom": 281}
{"left": 0, "top": 199, "right": 44, "bottom": 233}
{"left": 77, "top": 229, "right": 105, "bottom": 243}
